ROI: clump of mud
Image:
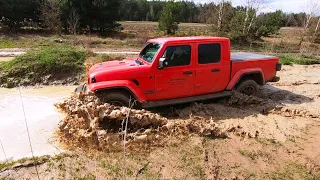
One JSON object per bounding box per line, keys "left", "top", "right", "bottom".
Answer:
{"left": 55, "top": 91, "right": 314, "bottom": 151}
{"left": 55, "top": 93, "right": 228, "bottom": 151}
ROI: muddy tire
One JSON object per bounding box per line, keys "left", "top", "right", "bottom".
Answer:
{"left": 236, "top": 80, "right": 259, "bottom": 96}
{"left": 96, "top": 91, "right": 135, "bottom": 107}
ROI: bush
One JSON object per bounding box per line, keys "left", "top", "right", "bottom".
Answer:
{"left": 279, "top": 54, "right": 320, "bottom": 65}
{"left": 0, "top": 46, "right": 86, "bottom": 87}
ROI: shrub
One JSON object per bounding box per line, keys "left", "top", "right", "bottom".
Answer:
{"left": 0, "top": 46, "right": 86, "bottom": 87}
{"left": 279, "top": 54, "right": 320, "bottom": 65}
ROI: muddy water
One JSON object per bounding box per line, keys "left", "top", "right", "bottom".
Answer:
{"left": 0, "top": 86, "right": 76, "bottom": 162}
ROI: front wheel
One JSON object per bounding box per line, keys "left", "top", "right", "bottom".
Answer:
{"left": 95, "top": 91, "right": 137, "bottom": 108}
{"left": 236, "top": 80, "right": 259, "bottom": 96}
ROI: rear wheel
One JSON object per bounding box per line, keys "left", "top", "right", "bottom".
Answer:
{"left": 236, "top": 80, "right": 259, "bottom": 96}
{"left": 95, "top": 91, "right": 136, "bottom": 108}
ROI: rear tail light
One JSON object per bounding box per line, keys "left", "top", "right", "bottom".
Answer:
{"left": 276, "top": 63, "right": 282, "bottom": 71}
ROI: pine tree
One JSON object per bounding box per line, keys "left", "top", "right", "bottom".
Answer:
{"left": 158, "top": 2, "right": 179, "bottom": 35}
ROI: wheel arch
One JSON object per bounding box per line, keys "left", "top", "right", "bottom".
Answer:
{"left": 226, "top": 69, "right": 265, "bottom": 90}
{"left": 87, "top": 80, "right": 147, "bottom": 103}
{"left": 235, "top": 72, "right": 264, "bottom": 88}
{"left": 94, "top": 86, "right": 141, "bottom": 102}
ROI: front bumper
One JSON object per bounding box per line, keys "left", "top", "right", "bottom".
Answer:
{"left": 74, "top": 83, "right": 89, "bottom": 93}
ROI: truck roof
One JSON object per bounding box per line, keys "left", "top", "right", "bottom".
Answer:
{"left": 148, "top": 36, "right": 230, "bottom": 44}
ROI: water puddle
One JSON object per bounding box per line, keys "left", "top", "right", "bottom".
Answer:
{"left": 0, "top": 86, "right": 76, "bottom": 162}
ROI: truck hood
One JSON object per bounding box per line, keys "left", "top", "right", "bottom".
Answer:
{"left": 89, "top": 59, "right": 140, "bottom": 72}
{"left": 88, "top": 59, "right": 150, "bottom": 82}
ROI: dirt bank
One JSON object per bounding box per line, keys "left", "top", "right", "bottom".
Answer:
{"left": 1, "top": 64, "right": 320, "bottom": 179}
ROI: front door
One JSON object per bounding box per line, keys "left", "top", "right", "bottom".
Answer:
{"left": 155, "top": 44, "right": 194, "bottom": 100}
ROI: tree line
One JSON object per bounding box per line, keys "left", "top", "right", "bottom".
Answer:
{"left": 0, "top": 0, "right": 319, "bottom": 42}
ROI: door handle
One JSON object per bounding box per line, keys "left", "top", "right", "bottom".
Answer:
{"left": 211, "top": 68, "right": 220, "bottom": 72}
{"left": 183, "top": 71, "right": 193, "bottom": 75}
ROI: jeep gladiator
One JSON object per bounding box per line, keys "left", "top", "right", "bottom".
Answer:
{"left": 76, "top": 36, "right": 282, "bottom": 108}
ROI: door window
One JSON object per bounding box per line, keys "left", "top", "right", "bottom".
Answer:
{"left": 198, "top": 44, "right": 221, "bottom": 64}
{"left": 162, "top": 45, "right": 191, "bottom": 67}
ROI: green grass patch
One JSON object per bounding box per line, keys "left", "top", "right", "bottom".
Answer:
{"left": 0, "top": 46, "right": 86, "bottom": 88}
{"left": 0, "top": 161, "right": 15, "bottom": 170}
{"left": 238, "top": 149, "right": 271, "bottom": 160}
{"left": 279, "top": 54, "right": 320, "bottom": 65}
{"left": 0, "top": 37, "right": 16, "bottom": 48}
{"left": 270, "top": 162, "right": 320, "bottom": 180}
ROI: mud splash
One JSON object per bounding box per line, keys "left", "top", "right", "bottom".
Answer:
{"left": 55, "top": 93, "right": 229, "bottom": 151}
{"left": 55, "top": 90, "right": 314, "bottom": 151}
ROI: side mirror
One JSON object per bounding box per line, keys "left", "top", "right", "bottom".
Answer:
{"left": 158, "top": 57, "right": 169, "bottom": 70}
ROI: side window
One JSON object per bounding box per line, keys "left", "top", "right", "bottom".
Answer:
{"left": 198, "top": 44, "right": 221, "bottom": 64}
{"left": 162, "top": 45, "right": 191, "bottom": 67}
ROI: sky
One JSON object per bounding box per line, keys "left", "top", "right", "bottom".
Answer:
{"left": 191, "top": 0, "right": 307, "bottom": 13}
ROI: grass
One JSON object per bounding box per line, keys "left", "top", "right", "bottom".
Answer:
{"left": 0, "top": 45, "right": 86, "bottom": 87}
{"left": 270, "top": 162, "right": 320, "bottom": 180}
{"left": 76, "top": 174, "right": 96, "bottom": 180}
{"left": 238, "top": 149, "right": 270, "bottom": 160}
{"left": 179, "top": 145, "right": 206, "bottom": 179}
{"left": 279, "top": 54, "right": 320, "bottom": 65}
{"left": 0, "top": 162, "right": 15, "bottom": 170}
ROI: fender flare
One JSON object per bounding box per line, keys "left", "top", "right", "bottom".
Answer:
{"left": 226, "top": 68, "right": 265, "bottom": 90}
{"left": 87, "top": 80, "right": 147, "bottom": 102}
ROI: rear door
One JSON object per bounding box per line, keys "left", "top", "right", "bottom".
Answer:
{"left": 154, "top": 44, "right": 195, "bottom": 100}
{"left": 194, "top": 42, "right": 229, "bottom": 94}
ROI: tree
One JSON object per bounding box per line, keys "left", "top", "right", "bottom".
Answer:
{"left": 255, "top": 10, "right": 283, "bottom": 37}
{"left": 241, "top": 0, "right": 269, "bottom": 36}
{"left": 40, "top": 0, "right": 62, "bottom": 34}
{"left": 60, "top": 0, "right": 121, "bottom": 33}
{"left": 0, "top": 0, "right": 41, "bottom": 31}
{"left": 299, "top": 0, "right": 320, "bottom": 45}
{"left": 229, "top": 11, "right": 247, "bottom": 42}
{"left": 158, "top": 2, "right": 179, "bottom": 35}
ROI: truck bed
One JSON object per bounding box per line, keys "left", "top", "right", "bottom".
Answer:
{"left": 230, "top": 52, "right": 279, "bottom": 83}
{"left": 231, "top": 52, "right": 276, "bottom": 61}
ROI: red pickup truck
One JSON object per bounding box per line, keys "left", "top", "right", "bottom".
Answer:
{"left": 76, "top": 36, "right": 281, "bottom": 108}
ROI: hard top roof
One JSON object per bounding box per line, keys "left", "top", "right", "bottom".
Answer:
{"left": 148, "top": 36, "right": 229, "bottom": 44}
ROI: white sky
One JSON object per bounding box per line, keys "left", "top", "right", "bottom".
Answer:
{"left": 192, "top": 0, "right": 307, "bottom": 13}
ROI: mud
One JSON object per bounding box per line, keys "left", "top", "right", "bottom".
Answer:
{"left": 55, "top": 93, "right": 230, "bottom": 151}
{"left": 55, "top": 76, "right": 318, "bottom": 151}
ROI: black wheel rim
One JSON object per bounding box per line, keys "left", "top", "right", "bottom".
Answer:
{"left": 241, "top": 86, "right": 255, "bottom": 95}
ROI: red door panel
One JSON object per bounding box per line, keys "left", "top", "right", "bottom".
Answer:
{"left": 195, "top": 43, "right": 230, "bottom": 94}
{"left": 154, "top": 44, "right": 194, "bottom": 100}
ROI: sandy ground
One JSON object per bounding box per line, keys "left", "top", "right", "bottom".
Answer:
{"left": 0, "top": 48, "right": 26, "bottom": 57}
{"left": 0, "top": 65, "right": 320, "bottom": 179}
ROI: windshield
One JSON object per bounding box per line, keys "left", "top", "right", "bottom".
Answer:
{"left": 139, "top": 43, "right": 162, "bottom": 63}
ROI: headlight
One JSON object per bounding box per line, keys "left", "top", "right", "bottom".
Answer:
{"left": 91, "top": 76, "right": 97, "bottom": 83}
